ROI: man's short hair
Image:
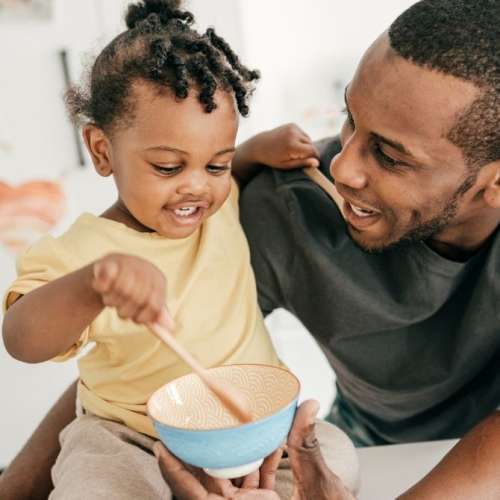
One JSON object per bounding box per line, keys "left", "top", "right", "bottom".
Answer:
{"left": 389, "top": 0, "right": 500, "bottom": 168}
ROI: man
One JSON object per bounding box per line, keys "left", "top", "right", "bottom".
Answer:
{"left": 236, "top": 0, "right": 500, "bottom": 447}
{"left": 1, "top": 0, "right": 500, "bottom": 498}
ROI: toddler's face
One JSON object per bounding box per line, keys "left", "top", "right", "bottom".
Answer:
{"left": 105, "top": 82, "right": 238, "bottom": 239}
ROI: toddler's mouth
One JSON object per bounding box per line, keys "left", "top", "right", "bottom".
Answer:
{"left": 174, "top": 206, "right": 198, "bottom": 217}
{"left": 166, "top": 203, "right": 208, "bottom": 228}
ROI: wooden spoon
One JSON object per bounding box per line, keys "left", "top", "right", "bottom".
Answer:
{"left": 149, "top": 320, "right": 253, "bottom": 424}
{"left": 303, "top": 166, "right": 344, "bottom": 210}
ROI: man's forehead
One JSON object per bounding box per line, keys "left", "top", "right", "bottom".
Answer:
{"left": 347, "top": 34, "right": 480, "bottom": 165}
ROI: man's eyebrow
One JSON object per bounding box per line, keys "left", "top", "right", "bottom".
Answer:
{"left": 372, "top": 133, "right": 415, "bottom": 158}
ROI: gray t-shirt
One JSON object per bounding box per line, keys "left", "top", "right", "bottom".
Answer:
{"left": 240, "top": 137, "right": 500, "bottom": 444}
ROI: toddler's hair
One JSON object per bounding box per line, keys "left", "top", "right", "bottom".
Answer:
{"left": 66, "top": 0, "right": 260, "bottom": 133}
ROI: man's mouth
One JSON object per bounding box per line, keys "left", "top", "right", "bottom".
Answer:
{"left": 336, "top": 190, "right": 382, "bottom": 230}
{"left": 349, "top": 203, "right": 377, "bottom": 218}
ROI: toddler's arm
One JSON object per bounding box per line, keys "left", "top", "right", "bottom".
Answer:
{"left": 232, "top": 123, "right": 320, "bottom": 185}
{"left": 3, "top": 253, "right": 173, "bottom": 363}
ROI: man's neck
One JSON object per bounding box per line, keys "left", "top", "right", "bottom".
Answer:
{"left": 428, "top": 217, "right": 500, "bottom": 261}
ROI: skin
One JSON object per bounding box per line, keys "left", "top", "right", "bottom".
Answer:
{"left": 2, "top": 82, "right": 238, "bottom": 363}
{"left": 332, "top": 33, "right": 500, "bottom": 256}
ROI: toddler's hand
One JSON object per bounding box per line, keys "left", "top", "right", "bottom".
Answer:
{"left": 92, "top": 253, "right": 175, "bottom": 330}
{"left": 249, "top": 123, "right": 320, "bottom": 170}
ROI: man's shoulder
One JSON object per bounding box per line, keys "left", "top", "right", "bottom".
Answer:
{"left": 315, "top": 136, "right": 341, "bottom": 177}
{"left": 241, "top": 135, "right": 341, "bottom": 202}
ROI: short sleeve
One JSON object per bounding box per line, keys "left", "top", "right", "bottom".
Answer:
{"left": 3, "top": 235, "right": 91, "bottom": 361}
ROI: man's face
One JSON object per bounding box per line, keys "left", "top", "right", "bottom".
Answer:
{"left": 331, "top": 34, "right": 483, "bottom": 252}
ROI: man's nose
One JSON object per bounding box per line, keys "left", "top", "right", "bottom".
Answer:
{"left": 329, "top": 139, "right": 368, "bottom": 190}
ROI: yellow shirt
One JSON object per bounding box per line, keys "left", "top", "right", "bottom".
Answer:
{"left": 4, "top": 182, "right": 281, "bottom": 437}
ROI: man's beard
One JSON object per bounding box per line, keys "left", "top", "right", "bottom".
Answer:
{"left": 349, "top": 171, "right": 478, "bottom": 253}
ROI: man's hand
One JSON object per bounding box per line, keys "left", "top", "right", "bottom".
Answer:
{"left": 92, "top": 253, "right": 175, "bottom": 329}
{"left": 154, "top": 400, "right": 355, "bottom": 500}
{"left": 288, "top": 400, "right": 356, "bottom": 500}
{"left": 153, "top": 442, "right": 282, "bottom": 499}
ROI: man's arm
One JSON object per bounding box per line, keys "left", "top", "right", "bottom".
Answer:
{"left": 399, "top": 411, "right": 500, "bottom": 499}
{"left": 0, "top": 381, "right": 78, "bottom": 500}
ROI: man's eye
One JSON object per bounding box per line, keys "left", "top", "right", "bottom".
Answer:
{"left": 153, "top": 165, "right": 181, "bottom": 175}
{"left": 207, "top": 165, "right": 231, "bottom": 174}
{"left": 373, "top": 143, "right": 398, "bottom": 169}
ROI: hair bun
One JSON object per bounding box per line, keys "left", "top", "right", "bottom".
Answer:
{"left": 125, "top": 0, "right": 193, "bottom": 30}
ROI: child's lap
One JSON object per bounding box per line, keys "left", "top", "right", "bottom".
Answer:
{"left": 49, "top": 414, "right": 171, "bottom": 500}
{"left": 48, "top": 414, "right": 355, "bottom": 499}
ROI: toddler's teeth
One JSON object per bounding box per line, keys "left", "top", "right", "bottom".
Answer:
{"left": 174, "top": 207, "right": 197, "bottom": 217}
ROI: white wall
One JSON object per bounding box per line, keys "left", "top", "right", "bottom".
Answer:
{"left": 1, "top": 0, "right": 417, "bottom": 467}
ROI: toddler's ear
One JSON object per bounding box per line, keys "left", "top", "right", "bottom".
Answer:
{"left": 82, "top": 125, "right": 113, "bottom": 177}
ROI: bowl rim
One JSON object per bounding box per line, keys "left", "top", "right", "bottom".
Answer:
{"left": 146, "top": 363, "right": 301, "bottom": 432}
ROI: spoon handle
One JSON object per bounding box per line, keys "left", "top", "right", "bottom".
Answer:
{"left": 149, "top": 321, "right": 208, "bottom": 380}
{"left": 149, "top": 321, "right": 252, "bottom": 423}
{"left": 303, "top": 167, "right": 344, "bottom": 209}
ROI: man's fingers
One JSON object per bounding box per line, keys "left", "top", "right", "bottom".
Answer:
{"left": 198, "top": 471, "right": 237, "bottom": 497}
{"left": 153, "top": 442, "right": 208, "bottom": 500}
{"left": 288, "top": 399, "right": 320, "bottom": 449}
{"left": 258, "top": 447, "right": 284, "bottom": 490}
{"left": 240, "top": 469, "right": 260, "bottom": 489}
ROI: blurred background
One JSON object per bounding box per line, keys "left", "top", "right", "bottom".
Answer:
{"left": 0, "top": 0, "right": 416, "bottom": 466}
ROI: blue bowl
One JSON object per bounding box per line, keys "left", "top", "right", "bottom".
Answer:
{"left": 147, "top": 364, "right": 300, "bottom": 478}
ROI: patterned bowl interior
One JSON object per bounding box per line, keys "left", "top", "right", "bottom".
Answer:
{"left": 149, "top": 364, "right": 299, "bottom": 430}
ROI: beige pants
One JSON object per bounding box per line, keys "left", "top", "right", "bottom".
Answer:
{"left": 50, "top": 414, "right": 355, "bottom": 499}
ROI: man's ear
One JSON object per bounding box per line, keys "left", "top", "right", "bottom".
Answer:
{"left": 483, "top": 163, "right": 500, "bottom": 209}
{"left": 82, "top": 125, "right": 113, "bottom": 177}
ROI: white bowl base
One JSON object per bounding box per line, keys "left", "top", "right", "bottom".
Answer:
{"left": 203, "top": 458, "right": 264, "bottom": 479}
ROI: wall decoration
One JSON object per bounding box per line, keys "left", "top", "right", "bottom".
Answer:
{"left": 0, "top": 0, "right": 53, "bottom": 21}
{"left": 0, "top": 180, "right": 66, "bottom": 253}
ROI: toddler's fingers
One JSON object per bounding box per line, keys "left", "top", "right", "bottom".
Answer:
{"left": 93, "top": 260, "right": 119, "bottom": 293}
{"left": 283, "top": 142, "right": 319, "bottom": 163}
{"left": 159, "top": 307, "right": 176, "bottom": 331}
{"left": 101, "top": 291, "right": 123, "bottom": 309}
{"left": 295, "top": 141, "right": 320, "bottom": 159}
{"left": 116, "top": 300, "right": 142, "bottom": 322}
{"left": 134, "top": 301, "right": 163, "bottom": 326}
{"left": 281, "top": 157, "right": 320, "bottom": 169}
{"left": 297, "top": 130, "right": 313, "bottom": 144}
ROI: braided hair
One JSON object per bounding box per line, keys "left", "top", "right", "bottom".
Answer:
{"left": 66, "top": 0, "right": 260, "bottom": 133}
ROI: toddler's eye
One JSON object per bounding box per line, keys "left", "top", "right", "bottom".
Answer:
{"left": 153, "top": 165, "right": 181, "bottom": 175}
{"left": 207, "top": 165, "right": 231, "bottom": 175}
